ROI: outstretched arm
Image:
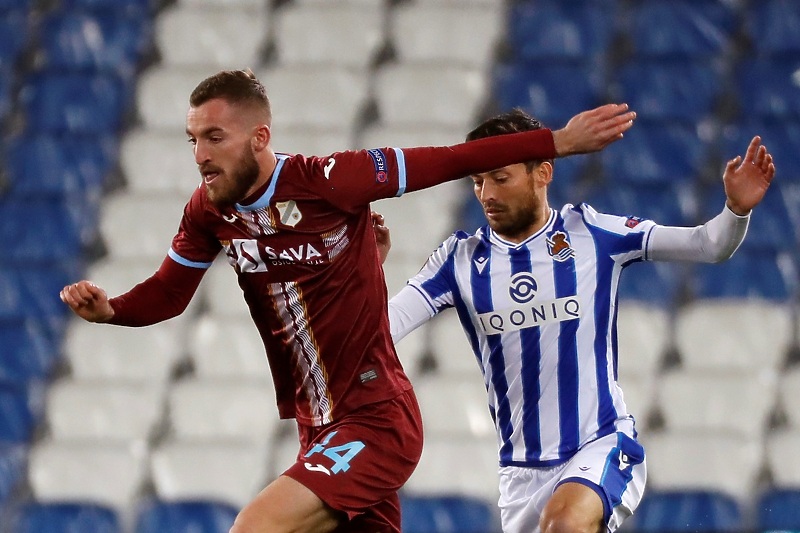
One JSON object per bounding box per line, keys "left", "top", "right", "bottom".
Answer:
{"left": 647, "top": 136, "right": 775, "bottom": 263}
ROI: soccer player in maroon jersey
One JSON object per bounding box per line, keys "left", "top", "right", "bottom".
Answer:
{"left": 60, "top": 69, "right": 635, "bottom": 533}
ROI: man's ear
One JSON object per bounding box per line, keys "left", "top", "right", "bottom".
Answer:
{"left": 536, "top": 161, "right": 554, "bottom": 187}
{"left": 252, "top": 124, "right": 271, "bottom": 152}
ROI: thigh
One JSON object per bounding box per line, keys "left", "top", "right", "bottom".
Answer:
{"left": 231, "top": 475, "right": 342, "bottom": 533}
{"left": 287, "top": 390, "right": 423, "bottom": 533}
{"left": 556, "top": 431, "right": 647, "bottom": 532}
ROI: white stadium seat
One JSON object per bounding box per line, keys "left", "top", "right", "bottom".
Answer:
{"left": 29, "top": 440, "right": 149, "bottom": 510}
{"left": 120, "top": 129, "right": 201, "bottom": 196}
{"left": 390, "top": 3, "right": 501, "bottom": 68}
{"left": 150, "top": 440, "right": 270, "bottom": 508}
{"left": 46, "top": 379, "right": 165, "bottom": 443}
{"left": 63, "top": 319, "right": 185, "bottom": 383}
{"left": 430, "top": 309, "right": 484, "bottom": 376}
{"left": 766, "top": 429, "right": 800, "bottom": 487}
{"left": 257, "top": 65, "right": 369, "bottom": 131}
{"left": 616, "top": 372, "right": 658, "bottom": 424}
{"left": 187, "top": 315, "right": 271, "bottom": 380}
{"left": 167, "top": 379, "right": 280, "bottom": 444}
{"left": 201, "top": 259, "right": 252, "bottom": 317}
{"left": 641, "top": 430, "right": 763, "bottom": 502}
{"left": 658, "top": 369, "right": 778, "bottom": 438}
{"left": 136, "top": 67, "right": 219, "bottom": 131}
{"left": 374, "top": 64, "right": 487, "bottom": 129}
{"left": 404, "top": 436, "right": 499, "bottom": 501}
{"left": 674, "top": 299, "right": 791, "bottom": 371}
{"left": 155, "top": 4, "right": 268, "bottom": 68}
{"left": 98, "top": 191, "right": 188, "bottom": 260}
{"left": 615, "top": 301, "right": 669, "bottom": 379}
{"left": 275, "top": 127, "right": 355, "bottom": 157}
{"left": 357, "top": 123, "right": 464, "bottom": 151}
{"left": 274, "top": 3, "right": 385, "bottom": 69}
{"left": 414, "top": 374, "right": 494, "bottom": 438}
{"left": 779, "top": 367, "right": 800, "bottom": 428}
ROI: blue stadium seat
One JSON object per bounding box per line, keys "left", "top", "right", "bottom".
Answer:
{"left": 60, "top": 0, "right": 153, "bottom": 13}
{"left": 0, "top": 381, "right": 41, "bottom": 444}
{"left": 0, "top": 443, "right": 26, "bottom": 506}
{"left": 744, "top": 0, "right": 800, "bottom": 57}
{"left": 401, "top": 494, "right": 500, "bottom": 533}
{"left": 692, "top": 249, "right": 792, "bottom": 300}
{"left": 0, "top": 197, "right": 96, "bottom": 262}
{"left": 583, "top": 183, "right": 691, "bottom": 227}
{"left": 39, "top": 10, "right": 153, "bottom": 76}
{"left": 493, "top": 61, "right": 603, "bottom": 127}
{"left": 18, "top": 72, "right": 127, "bottom": 134}
{"left": 4, "top": 134, "right": 117, "bottom": 196}
{"left": 0, "top": 318, "right": 59, "bottom": 383}
{"left": 10, "top": 502, "right": 120, "bottom": 533}
{"left": 618, "top": 261, "right": 682, "bottom": 306}
{"left": 735, "top": 58, "right": 800, "bottom": 120}
{"left": 135, "top": 500, "right": 238, "bottom": 533}
{"left": 757, "top": 488, "right": 800, "bottom": 532}
{"left": 0, "top": 65, "right": 10, "bottom": 121}
{"left": 600, "top": 122, "right": 708, "bottom": 186}
{"left": 629, "top": 0, "right": 736, "bottom": 59}
{"left": 506, "top": 1, "right": 613, "bottom": 61}
{"left": 0, "top": 10, "right": 29, "bottom": 66}
{"left": 0, "top": 0, "right": 30, "bottom": 11}
{"left": 721, "top": 119, "right": 800, "bottom": 181}
{"left": 614, "top": 59, "right": 722, "bottom": 122}
{"left": 631, "top": 490, "right": 743, "bottom": 533}
{"left": 0, "top": 263, "right": 82, "bottom": 340}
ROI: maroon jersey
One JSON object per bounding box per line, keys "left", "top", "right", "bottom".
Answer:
{"left": 107, "top": 130, "right": 556, "bottom": 426}
{"left": 171, "top": 150, "right": 416, "bottom": 425}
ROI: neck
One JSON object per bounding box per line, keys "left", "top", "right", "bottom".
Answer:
{"left": 497, "top": 199, "right": 551, "bottom": 244}
{"left": 245, "top": 149, "right": 278, "bottom": 198}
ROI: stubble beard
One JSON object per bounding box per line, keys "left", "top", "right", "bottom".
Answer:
{"left": 206, "top": 145, "right": 261, "bottom": 209}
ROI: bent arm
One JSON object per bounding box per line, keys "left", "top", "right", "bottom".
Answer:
{"left": 647, "top": 205, "right": 750, "bottom": 263}
{"left": 108, "top": 256, "right": 206, "bottom": 326}
{"left": 388, "top": 285, "right": 437, "bottom": 343}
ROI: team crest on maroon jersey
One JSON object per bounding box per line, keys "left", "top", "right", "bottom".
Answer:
{"left": 546, "top": 231, "right": 575, "bottom": 262}
{"left": 276, "top": 200, "right": 302, "bottom": 227}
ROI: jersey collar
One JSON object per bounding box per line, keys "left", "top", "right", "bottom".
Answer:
{"left": 235, "top": 154, "right": 289, "bottom": 212}
{"left": 486, "top": 208, "right": 557, "bottom": 249}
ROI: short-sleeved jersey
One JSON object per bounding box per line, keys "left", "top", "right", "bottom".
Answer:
{"left": 406, "top": 203, "right": 657, "bottom": 466}
{"left": 169, "top": 149, "right": 414, "bottom": 426}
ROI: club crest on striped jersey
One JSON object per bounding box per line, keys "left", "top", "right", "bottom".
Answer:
{"left": 546, "top": 231, "right": 575, "bottom": 262}
{"left": 276, "top": 200, "right": 302, "bottom": 227}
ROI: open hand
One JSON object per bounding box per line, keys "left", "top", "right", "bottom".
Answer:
{"left": 552, "top": 103, "right": 636, "bottom": 156}
{"left": 723, "top": 136, "right": 775, "bottom": 216}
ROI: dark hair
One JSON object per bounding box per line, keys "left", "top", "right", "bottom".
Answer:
{"left": 190, "top": 69, "right": 271, "bottom": 124}
{"left": 466, "top": 108, "right": 553, "bottom": 171}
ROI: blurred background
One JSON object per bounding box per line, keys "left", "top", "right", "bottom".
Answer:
{"left": 0, "top": 0, "right": 799, "bottom": 531}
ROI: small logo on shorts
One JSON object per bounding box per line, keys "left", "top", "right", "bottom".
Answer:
{"left": 579, "top": 466, "right": 591, "bottom": 471}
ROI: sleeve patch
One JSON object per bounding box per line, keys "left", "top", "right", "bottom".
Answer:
{"left": 367, "top": 148, "right": 389, "bottom": 183}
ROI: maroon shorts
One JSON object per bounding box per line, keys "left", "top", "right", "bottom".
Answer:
{"left": 284, "top": 388, "right": 423, "bottom": 533}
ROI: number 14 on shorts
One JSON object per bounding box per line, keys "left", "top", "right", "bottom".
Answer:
{"left": 303, "top": 431, "right": 365, "bottom": 476}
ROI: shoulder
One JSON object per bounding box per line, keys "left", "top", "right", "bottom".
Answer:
{"left": 565, "top": 202, "right": 654, "bottom": 236}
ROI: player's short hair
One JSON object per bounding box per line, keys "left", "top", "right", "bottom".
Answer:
{"left": 190, "top": 69, "right": 272, "bottom": 125}
{"left": 466, "top": 108, "right": 553, "bottom": 171}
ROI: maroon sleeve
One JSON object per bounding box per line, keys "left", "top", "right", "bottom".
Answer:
{"left": 316, "top": 128, "right": 555, "bottom": 211}
{"left": 401, "top": 128, "right": 556, "bottom": 193}
{"left": 108, "top": 256, "right": 205, "bottom": 327}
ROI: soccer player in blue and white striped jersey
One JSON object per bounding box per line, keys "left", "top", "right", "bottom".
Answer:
{"left": 380, "top": 109, "right": 775, "bottom": 533}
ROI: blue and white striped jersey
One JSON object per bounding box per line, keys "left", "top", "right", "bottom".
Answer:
{"left": 405, "top": 203, "right": 657, "bottom": 467}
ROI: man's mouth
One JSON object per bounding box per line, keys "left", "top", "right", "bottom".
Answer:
{"left": 203, "top": 170, "right": 220, "bottom": 184}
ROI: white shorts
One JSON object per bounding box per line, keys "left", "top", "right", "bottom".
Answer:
{"left": 498, "top": 431, "right": 647, "bottom": 533}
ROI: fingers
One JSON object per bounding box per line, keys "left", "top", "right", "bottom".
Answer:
{"left": 60, "top": 281, "right": 100, "bottom": 307}
{"left": 743, "top": 136, "right": 761, "bottom": 165}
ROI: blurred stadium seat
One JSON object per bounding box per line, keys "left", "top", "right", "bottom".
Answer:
{"left": 627, "top": 0, "right": 736, "bottom": 59}
{"left": 134, "top": 499, "right": 238, "bottom": 533}
{"left": 0, "top": 318, "right": 59, "bottom": 384}
{"left": 631, "top": 489, "right": 743, "bottom": 533}
{"left": 45, "top": 379, "right": 165, "bottom": 443}
{"left": 7, "top": 502, "right": 121, "bottom": 533}
{"left": 187, "top": 315, "right": 270, "bottom": 380}
{"left": 0, "top": 381, "right": 42, "bottom": 445}
{"left": 28, "top": 439, "right": 148, "bottom": 510}
{"left": 119, "top": 128, "right": 200, "bottom": 195}
{"left": 779, "top": 368, "right": 800, "bottom": 428}
{"left": 413, "top": 375, "right": 494, "bottom": 438}
{"left": 401, "top": 494, "right": 501, "bottom": 533}
{"left": 390, "top": 2, "right": 501, "bottom": 68}
{"left": 766, "top": 430, "right": 800, "bottom": 488}
{"left": 757, "top": 488, "right": 800, "bottom": 532}
{"left": 743, "top": 0, "right": 800, "bottom": 57}
{"left": 734, "top": 58, "right": 800, "bottom": 120}
{"left": 0, "top": 443, "right": 26, "bottom": 506}
{"left": 275, "top": 3, "right": 383, "bottom": 69}
{"left": 155, "top": 3, "right": 267, "bottom": 68}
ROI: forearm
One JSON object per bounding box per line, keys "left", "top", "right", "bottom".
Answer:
{"left": 388, "top": 285, "right": 437, "bottom": 343}
{"left": 647, "top": 205, "right": 750, "bottom": 263}
{"left": 109, "top": 256, "right": 205, "bottom": 326}
{"left": 402, "top": 129, "right": 555, "bottom": 193}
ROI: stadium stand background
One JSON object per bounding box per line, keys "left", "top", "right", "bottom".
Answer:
{"left": 0, "top": 0, "right": 798, "bottom": 531}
